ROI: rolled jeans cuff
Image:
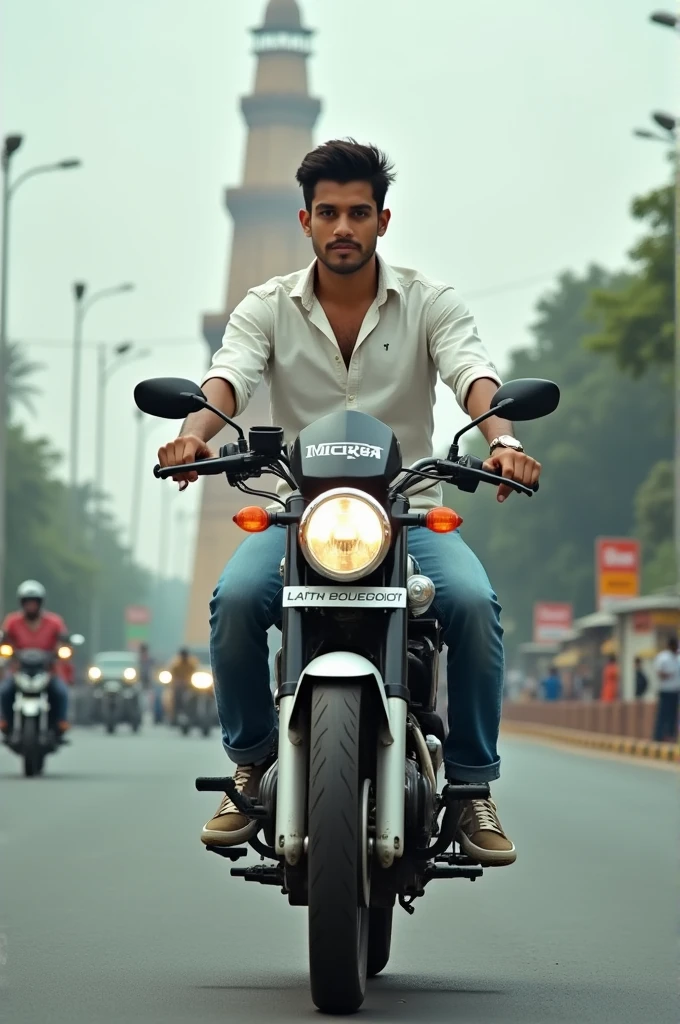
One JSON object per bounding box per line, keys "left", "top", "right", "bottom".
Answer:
{"left": 444, "top": 757, "right": 501, "bottom": 783}
{"left": 223, "top": 724, "right": 278, "bottom": 766}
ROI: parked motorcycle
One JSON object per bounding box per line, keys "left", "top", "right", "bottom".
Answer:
{"left": 135, "top": 374, "right": 559, "bottom": 1014}
{"left": 0, "top": 634, "right": 84, "bottom": 776}
{"left": 88, "top": 651, "right": 142, "bottom": 734}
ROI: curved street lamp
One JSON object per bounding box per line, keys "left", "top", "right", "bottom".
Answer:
{"left": 0, "top": 134, "right": 81, "bottom": 614}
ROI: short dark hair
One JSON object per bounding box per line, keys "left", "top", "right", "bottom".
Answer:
{"left": 295, "top": 138, "right": 396, "bottom": 213}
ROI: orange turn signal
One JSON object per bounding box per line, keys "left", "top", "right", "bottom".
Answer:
{"left": 233, "top": 506, "right": 271, "bottom": 533}
{"left": 424, "top": 507, "right": 463, "bottom": 533}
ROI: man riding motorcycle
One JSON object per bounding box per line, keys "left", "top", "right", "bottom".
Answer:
{"left": 167, "top": 647, "right": 200, "bottom": 722}
{"left": 158, "top": 139, "right": 541, "bottom": 865}
{"left": 0, "top": 580, "right": 71, "bottom": 735}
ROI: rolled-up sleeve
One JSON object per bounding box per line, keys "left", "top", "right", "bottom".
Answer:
{"left": 201, "top": 290, "right": 273, "bottom": 416}
{"left": 427, "top": 287, "right": 501, "bottom": 410}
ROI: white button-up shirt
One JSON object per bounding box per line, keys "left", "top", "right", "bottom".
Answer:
{"left": 203, "top": 254, "right": 501, "bottom": 510}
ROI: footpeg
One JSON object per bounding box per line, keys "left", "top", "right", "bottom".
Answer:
{"left": 195, "top": 776, "right": 268, "bottom": 819}
{"left": 442, "top": 782, "right": 490, "bottom": 803}
{"left": 205, "top": 845, "right": 249, "bottom": 861}
{"left": 231, "top": 864, "right": 284, "bottom": 886}
{"left": 425, "top": 864, "right": 483, "bottom": 882}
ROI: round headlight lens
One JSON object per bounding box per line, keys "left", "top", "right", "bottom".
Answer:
{"left": 123, "top": 667, "right": 137, "bottom": 682}
{"left": 0, "top": 643, "right": 14, "bottom": 658}
{"left": 299, "top": 488, "right": 391, "bottom": 582}
{"left": 57, "top": 645, "right": 72, "bottom": 660}
{"left": 191, "top": 671, "right": 213, "bottom": 690}
{"left": 88, "top": 666, "right": 102, "bottom": 681}
{"left": 158, "top": 670, "right": 172, "bottom": 685}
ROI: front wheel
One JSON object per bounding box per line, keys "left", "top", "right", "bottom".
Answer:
{"left": 307, "top": 684, "right": 372, "bottom": 1015}
{"left": 22, "top": 718, "right": 42, "bottom": 777}
{"left": 367, "top": 908, "right": 393, "bottom": 977}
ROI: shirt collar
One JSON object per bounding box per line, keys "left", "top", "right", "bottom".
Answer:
{"left": 290, "top": 252, "right": 402, "bottom": 312}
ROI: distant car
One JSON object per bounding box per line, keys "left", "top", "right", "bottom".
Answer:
{"left": 86, "top": 651, "right": 142, "bottom": 732}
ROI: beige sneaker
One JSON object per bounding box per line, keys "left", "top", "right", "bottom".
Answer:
{"left": 200, "top": 762, "right": 269, "bottom": 847}
{"left": 456, "top": 797, "right": 517, "bottom": 866}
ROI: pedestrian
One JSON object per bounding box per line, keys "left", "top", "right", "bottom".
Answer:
{"left": 600, "top": 654, "right": 619, "bottom": 703}
{"left": 634, "top": 657, "right": 649, "bottom": 700}
{"left": 653, "top": 637, "right": 680, "bottom": 743}
{"left": 539, "top": 665, "right": 562, "bottom": 701}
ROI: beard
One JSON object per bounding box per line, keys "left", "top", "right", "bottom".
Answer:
{"left": 312, "top": 235, "right": 377, "bottom": 277}
{"left": 23, "top": 607, "right": 40, "bottom": 621}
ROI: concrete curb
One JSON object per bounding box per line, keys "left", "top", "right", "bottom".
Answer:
{"left": 502, "top": 720, "right": 680, "bottom": 763}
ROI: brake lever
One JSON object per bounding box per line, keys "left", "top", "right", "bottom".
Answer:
{"left": 438, "top": 459, "right": 537, "bottom": 497}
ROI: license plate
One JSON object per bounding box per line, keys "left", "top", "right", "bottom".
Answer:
{"left": 282, "top": 586, "right": 407, "bottom": 609}
{"left": 105, "top": 681, "right": 121, "bottom": 692}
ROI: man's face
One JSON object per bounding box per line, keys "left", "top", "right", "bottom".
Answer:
{"left": 299, "top": 180, "right": 390, "bottom": 277}
{"left": 22, "top": 599, "right": 41, "bottom": 620}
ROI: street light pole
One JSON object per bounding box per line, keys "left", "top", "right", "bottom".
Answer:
{"left": 0, "top": 136, "right": 81, "bottom": 614}
{"left": 90, "top": 340, "right": 147, "bottom": 652}
{"left": 69, "top": 281, "right": 135, "bottom": 502}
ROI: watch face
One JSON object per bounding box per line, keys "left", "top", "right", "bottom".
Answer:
{"left": 496, "top": 435, "right": 522, "bottom": 451}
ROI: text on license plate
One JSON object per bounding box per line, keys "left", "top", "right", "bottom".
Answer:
{"left": 282, "top": 586, "right": 407, "bottom": 609}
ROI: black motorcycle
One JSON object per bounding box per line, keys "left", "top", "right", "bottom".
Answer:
{"left": 0, "top": 635, "right": 84, "bottom": 776}
{"left": 174, "top": 669, "right": 215, "bottom": 738}
{"left": 135, "top": 374, "right": 559, "bottom": 1014}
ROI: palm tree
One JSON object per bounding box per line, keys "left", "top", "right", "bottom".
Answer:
{"left": 5, "top": 341, "right": 43, "bottom": 417}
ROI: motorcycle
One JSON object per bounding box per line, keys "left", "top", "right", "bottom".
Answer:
{"left": 0, "top": 634, "right": 84, "bottom": 776}
{"left": 135, "top": 373, "right": 559, "bottom": 1014}
{"left": 172, "top": 669, "right": 215, "bottom": 738}
{"left": 88, "top": 651, "right": 142, "bottom": 734}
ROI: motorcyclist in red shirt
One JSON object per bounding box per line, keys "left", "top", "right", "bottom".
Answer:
{"left": 0, "top": 580, "right": 71, "bottom": 735}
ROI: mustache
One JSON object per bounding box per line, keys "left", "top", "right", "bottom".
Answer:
{"left": 327, "top": 240, "right": 361, "bottom": 250}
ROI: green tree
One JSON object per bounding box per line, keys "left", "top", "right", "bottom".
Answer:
{"left": 634, "top": 460, "right": 674, "bottom": 592}
{"left": 449, "top": 265, "right": 672, "bottom": 653}
{"left": 587, "top": 182, "right": 674, "bottom": 376}
{"left": 5, "top": 341, "right": 43, "bottom": 415}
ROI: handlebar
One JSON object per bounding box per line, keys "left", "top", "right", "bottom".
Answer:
{"left": 153, "top": 451, "right": 539, "bottom": 496}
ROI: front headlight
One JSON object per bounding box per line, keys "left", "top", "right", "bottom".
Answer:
{"left": 57, "top": 645, "right": 73, "bottom": 660}
{"left": 191, "top": 671, "right": 213, "bottom": 690}
{"left": 158, "top": 670, "right": 172, "bottom": 685}
{"left": 0, "top": 643, "right": 14, "bottom": 658}
{"left": 123, "top": 667, "right": 137, "bottom": 682}
{"left": 88, "top": 666, "right": 102, "bottom": 681}
{"left": 299, "top": 488, "right": 391, "bottom": 582}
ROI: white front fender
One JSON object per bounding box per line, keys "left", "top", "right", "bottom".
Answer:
{"left": 287, "top": 651, "right": 393, "bottom": 745}
{"left": 15, "top": 696, "right": 47, "bottom": 717}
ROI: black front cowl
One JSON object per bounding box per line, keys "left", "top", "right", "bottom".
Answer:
{"left": 290, "top": 411, "right": 402, "bottom": 499}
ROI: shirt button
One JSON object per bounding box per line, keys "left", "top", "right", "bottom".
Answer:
{"left": 348, "top": 395, "right": 356, "bottom": 403}
{"left": 335, "top": 355, "right": 341, "bottom": 362}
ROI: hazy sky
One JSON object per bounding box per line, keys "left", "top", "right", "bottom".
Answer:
{"left": 2, "top": 0, "right": 677, "bottom": 579}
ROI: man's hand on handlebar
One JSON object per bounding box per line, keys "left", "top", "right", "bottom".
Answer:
{"left": 157, "top": 435, "right": 216, "bottom": 490}
{"left": 482, "top": 449, "right": 541, "bottom": 503}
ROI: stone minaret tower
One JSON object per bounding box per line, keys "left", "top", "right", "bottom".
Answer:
{"left": 186, "top": 0, "right": 321, "bottom": 647}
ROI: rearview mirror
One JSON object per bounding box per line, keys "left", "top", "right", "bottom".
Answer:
{"left": 134, "top": 377, "right": 206, "bottom": 420}
{"left": 490, "top": 378, "right": 560, "bottom": 422}
{"left": 69, "top": 634, "right": 85, "bottom": 647}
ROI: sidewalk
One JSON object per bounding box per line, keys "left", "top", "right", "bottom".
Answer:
{"left": 502, "top": 719, "right": 680, "bottom": 763}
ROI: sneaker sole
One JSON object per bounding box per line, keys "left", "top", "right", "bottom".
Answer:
{"left": 457, "top": 830, "right": 517, "bottom": 867}
{"left": 200, "top": 819, "right": 259, "bottom": 847}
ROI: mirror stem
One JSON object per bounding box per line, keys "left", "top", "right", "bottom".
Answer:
{"left": 447, "top": 398, "right": 514, "bottom": 460}
{"left": 184, "top": 393, "right": 245, "bottom": 440}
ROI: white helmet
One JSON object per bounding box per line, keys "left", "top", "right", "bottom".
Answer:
{"left": 17, "top": 580, "right": 46, "bottom": 603}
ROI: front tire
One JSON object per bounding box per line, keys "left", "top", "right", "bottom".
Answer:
{"left": 22, "top": 718, "right": 42, "bottom": 777}
{"left": 367, "top": 908, "right": 393, "bottom": 977}
{"left": 308, "top": 684, "right": 372, "bottom": 1015}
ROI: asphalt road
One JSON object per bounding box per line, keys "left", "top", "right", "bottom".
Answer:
{"left": 1, "top": 724, "right": 677, "bottom": 1024}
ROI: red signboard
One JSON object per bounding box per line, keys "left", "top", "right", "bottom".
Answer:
{"left": 533, "top": 602, "right": 573, "bottom": 644}
{"left": 125, "top": 605, "right": 151, "bottom": 626}
{"left": 595, "top": 538, "right": 640, "bottom": 610}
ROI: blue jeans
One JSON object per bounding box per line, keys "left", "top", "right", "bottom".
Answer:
{"left": 210, "top": 527, "right": 504, "bottom": 782}
{"left": 0, "top": 674, "right": 70, "bottom": 728}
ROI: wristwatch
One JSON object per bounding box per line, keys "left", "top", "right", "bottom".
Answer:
{"left": 489, "top": 435, "right": 524, "bottom": 455}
